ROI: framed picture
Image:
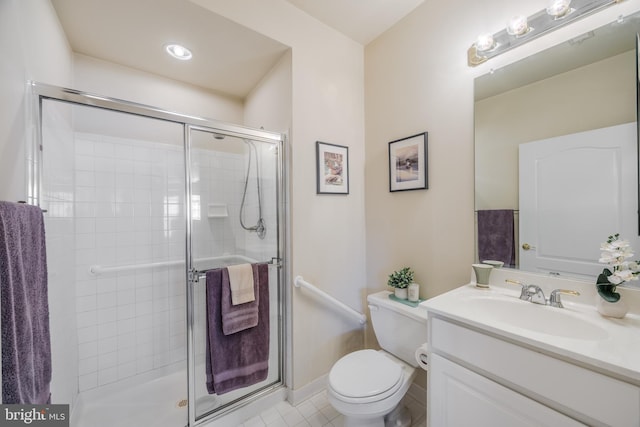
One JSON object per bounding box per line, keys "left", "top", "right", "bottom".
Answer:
{"left": 388, "top": 132, "right": 428, "bottom": 192}
{"left": 316, "top": 141, "right": 349, "bottom": 194}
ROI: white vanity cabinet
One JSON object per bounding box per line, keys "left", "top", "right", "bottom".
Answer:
{"left": 427, "top": 316, "right": 640, "bottom": 427}
{"left": 430, "top": 353, "right": 582, "bottom": 427}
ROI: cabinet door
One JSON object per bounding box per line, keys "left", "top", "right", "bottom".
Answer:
{"left": 429, "top": 354, "right": 584, "bottom": 427}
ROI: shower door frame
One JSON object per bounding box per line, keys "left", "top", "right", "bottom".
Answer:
{"left": 28, "top": 81, "right": 288, "bottom": 427}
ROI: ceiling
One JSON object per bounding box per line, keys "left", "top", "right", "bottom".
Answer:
{"left": 51, "top": 0, "right": 424, "bottom": 100}
{"left": 283, "top": 0, "right": 425, "bottom": 45}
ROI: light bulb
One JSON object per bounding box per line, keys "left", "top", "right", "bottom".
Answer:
{"left": 165, "top": 43, "right": 193, "bottom": 61}
{"left": 507, "top": 15, "right": 530, "bottom": 36}
{"left": 475, "top": 33, "right": 496, "bottom": 52}
{"left": 546, "top": 0, "right": 572, "bottom": 18}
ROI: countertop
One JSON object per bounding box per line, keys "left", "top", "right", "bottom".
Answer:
{"left": 422, "top": 272, "right": 640, "bottom": 385}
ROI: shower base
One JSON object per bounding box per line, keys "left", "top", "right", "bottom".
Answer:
{"left": 71, "top": 368, "right": 189, "bottom": 427}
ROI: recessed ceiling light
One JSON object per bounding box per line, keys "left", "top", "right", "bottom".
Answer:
{"left": 164, "top": 43, "right": 192, "bottom": 61}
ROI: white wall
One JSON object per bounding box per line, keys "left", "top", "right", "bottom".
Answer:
{"left": 244, "top": 50, "right": 292, "bottom": 135}
{"left": 364, "top": 0, "right": 640, "bottom": 359}
{"left": 73, "top": 54, "right": 244, "bottom": 124}
{"left": 365, "top": 0, "right": 640, "bottom": 296}
{"left": 0, "top": 0, "right": 76, "bottom": 406}
{"left": 191, "top": 0, "right": 367, "bottom": 391}
{"left": 0, "top": 0, "right": 72, "bottom": 201}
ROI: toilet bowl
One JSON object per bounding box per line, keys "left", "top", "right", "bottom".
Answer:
{"left": 328, "top": 349, "right": 416, "bottom": 426}
{"left": 327, "top": 291, "right": 428, "bottom": 427}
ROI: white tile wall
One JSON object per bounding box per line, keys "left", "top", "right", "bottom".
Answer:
{"left": 70, "top": 133, "right": 279, "bottom": 396}
{"left": 72, "top": 133, "right": 187, "bottom": 392}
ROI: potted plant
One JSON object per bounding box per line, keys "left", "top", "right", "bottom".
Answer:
{"left": 596, "top": 233, "right": 639, "bottom": 318}
{"left": 387, "top": 267, "right": 415, "bottom": 299}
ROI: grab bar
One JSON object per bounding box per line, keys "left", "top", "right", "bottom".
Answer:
{"left": 89, "top": 254, "right": 258, "bottom": 275}
{"left": 294, "top": 275, "right": 367, "bottom": 326}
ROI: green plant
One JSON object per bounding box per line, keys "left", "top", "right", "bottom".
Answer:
{"left": 387, "top": 267, "right": 415, "bottom": 289}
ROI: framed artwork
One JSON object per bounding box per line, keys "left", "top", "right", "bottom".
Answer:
{"left": 316, "top": 141, "right": 349, "bottom": 194}
{"left": 388, "top": 132, "right": 428, "bottom": 192}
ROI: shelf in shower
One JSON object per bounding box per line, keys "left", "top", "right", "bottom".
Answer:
{"left": 207, "top": 203, "right": 228, "bottom": 218}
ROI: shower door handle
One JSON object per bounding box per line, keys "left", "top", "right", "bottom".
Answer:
{"left": 269, "top": 257, "right": 283, "bottom": 268}
{"left": 188, "top": 268, "right": 199, "bottom": 283}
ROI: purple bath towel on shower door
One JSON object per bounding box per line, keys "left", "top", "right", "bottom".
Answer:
{"left": 205, "top": 263, "right": 269, "bottom": 395}
{"left": 0, "top": 202, "right": 51, "bottom": 404}
{"left": 477, "top": 209, "right": 515, "bottom": 267}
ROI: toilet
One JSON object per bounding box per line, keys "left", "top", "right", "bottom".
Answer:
{"left": 327, "top": 291, "right": 428, "bottom": 427}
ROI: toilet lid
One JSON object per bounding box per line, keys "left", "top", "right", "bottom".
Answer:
{"left": 329, "top": 350, "right": 403, "bottom": 398}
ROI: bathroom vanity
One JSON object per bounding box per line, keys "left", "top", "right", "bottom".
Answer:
{"left": 422, "top": 269, "right": 640, "bottom": 427}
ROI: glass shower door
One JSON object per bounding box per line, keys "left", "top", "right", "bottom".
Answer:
{"left": 186, "top": 127, "right": 283, "bottom": 422}
{"left": 39, "top": 98, "right": 188, "bottom": 427}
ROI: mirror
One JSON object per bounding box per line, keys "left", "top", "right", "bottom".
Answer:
{"left": 474, "top": 10, "right": 640, "bottom": 284}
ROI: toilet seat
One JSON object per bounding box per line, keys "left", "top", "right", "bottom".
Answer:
{"left": 328, "top": 349, "right": 404, "bottom": 404}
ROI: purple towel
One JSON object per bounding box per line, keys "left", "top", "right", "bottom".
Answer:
{"left": 477, "top": 209, "right": 515, "bottom": 268}
{"left": 221, "top": 266, "right": 259, "bottom": 335}
{"left": 0, "top": 202, "right": 51, "bottom": 404}
{"left": 205, "top": 263, "right": 269, "bottom": 395}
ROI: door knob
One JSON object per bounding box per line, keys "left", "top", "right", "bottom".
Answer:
{"left": 522, "top": 243, "right": 532, "bottom": 250}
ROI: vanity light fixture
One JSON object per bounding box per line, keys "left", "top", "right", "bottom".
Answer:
{"left": 468, "top": 0, "right": 623, "bottom": 67}
{"left": 164, "top": 43, "right": 193, "bottom": 61}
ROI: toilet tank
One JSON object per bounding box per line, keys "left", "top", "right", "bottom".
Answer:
{"left": 367, "top": 291, "right": 428, "bottom": 367}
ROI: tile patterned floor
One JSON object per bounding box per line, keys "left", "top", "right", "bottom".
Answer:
{"left": 239, "top": 390, "right": 426, "bottom": 427}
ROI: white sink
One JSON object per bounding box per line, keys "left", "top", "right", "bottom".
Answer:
{"left": 422, "top": 275, "right": 640, "bottom": 386}
{"left": 462, "top": 294, "right": 609, "bottom": 340}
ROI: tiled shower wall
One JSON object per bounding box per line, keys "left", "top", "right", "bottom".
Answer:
{"left": 68, "top": 132, "right": 276, "bottom": 394}
{"left": 72, "top": 133, "right": 188, "bottom": 392}
{"left": 190, "top": 142, "right": 277, "bottom": 264}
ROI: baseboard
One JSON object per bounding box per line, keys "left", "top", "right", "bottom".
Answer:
{"left": 287, "top": 374, "right": 328, "bottom": 406}
{"left": 407, "top": 380, "right": 426, "bottom": 403}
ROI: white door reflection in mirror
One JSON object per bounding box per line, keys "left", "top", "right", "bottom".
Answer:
{"left": 519, "top": 122, "right": 638, "bottom": 279}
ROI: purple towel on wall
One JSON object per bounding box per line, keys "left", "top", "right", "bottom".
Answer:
{"left": 477, "top": 209, "right": 515, "bottom": 268}
{"left": 0, "top": 202, "right": 51, "bottom": 404}
{"left": 205, "top": 263, "right": 269, "bottom": 395}
{"left": 221, "top": 266, "right": 259, "bottom": 335}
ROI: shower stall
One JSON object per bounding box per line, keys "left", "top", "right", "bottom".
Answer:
{"left": 28, "top": 82, "right": 287, "bottom": 426}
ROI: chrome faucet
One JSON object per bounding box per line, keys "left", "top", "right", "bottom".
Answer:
{"left": 548, "top": 289, "right": 581, "bottom": 308}
{"left": 505, "top": 279, "right": 545, "bottom": 303}
{"left": 505, "top": 279, "right": 580, "bottom": 308}
{"left": 525, "top": 284, "right": 547, "bottom": 305}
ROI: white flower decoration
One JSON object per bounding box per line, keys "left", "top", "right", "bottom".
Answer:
{"left": 599, "top": 234, "right": 640, "bottom": 286}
